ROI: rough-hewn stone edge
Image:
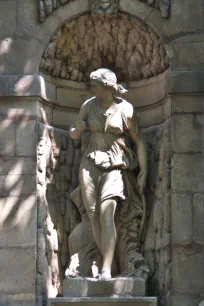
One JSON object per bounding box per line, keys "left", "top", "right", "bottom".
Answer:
{"left": 166, "top": 71, "right": 204, "bottom": 93}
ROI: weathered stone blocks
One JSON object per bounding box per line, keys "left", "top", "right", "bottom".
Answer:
{"left": 172, "top": 295, "right": 200, "bottom": 306}
{"left": 172, "top": 245, "right": 204, "bottom": 293}
{"left": 170, "top": 0, "right": 204, "bottom": 33}
{"left": 193, "top": 194, "right": 204, "bottom": 244}
{"left": 172, "top": 114, "right": 202, "bottom": 153}
{"left": 16, "top": 120, "right": 37, "bottom": 156}
{"left": 0, "top": 1, "right": 17, "bottom": 39}
{"left": 172, "top": 42, "right": 204, "bottom": 71}
{"left": 172, "top": 154, "right": 203, "bottom": 193}
{"left": 0, "top": 120, "right": 15, "bottom": 156}
{"left": 172, "top": 194, "right": 192, "bottom": 245}
{"left": 0, "top": 293, "right": 35, "bottom": 306}
{"left": 171, "top": 95, "right": 203, "bottom": 113}
{"left": 0, "top": 175, "right": 36, "bottom": 196}
{"left": 0, "top": 195, "right": 36, "bottom": 248}
{"left": 0, "top": 157, "right": 36, "bottom": 175}
{"left": 0, "top": 247, "right": 36, "bottom": 294}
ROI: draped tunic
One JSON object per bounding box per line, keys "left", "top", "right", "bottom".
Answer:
{"left": 79, "top": 97, "right": 142, "bottom": 216}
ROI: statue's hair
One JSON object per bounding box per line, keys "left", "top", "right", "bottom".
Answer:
{"left": 90, "top": 68, "right": 128, "bottom": 95}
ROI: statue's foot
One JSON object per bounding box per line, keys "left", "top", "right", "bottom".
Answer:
{"left": 99, "top": 269, "right": 111, "bottom": 281}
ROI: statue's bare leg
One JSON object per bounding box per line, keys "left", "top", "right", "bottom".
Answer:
{"left": 89, "top": 213, "right": 102, "bottom": 253}
{"left": 99, "top": 198, "right": 117, "bottom": 280}
{"left": 80, "top": 163, "right": 103, "bottom": 253}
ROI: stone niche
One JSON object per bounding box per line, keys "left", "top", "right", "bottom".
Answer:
{"left": 36, "top": 10, "right": 171, "bottom": 306}
{"left": 40, "top": 13, "right": 169, "bottom": 83}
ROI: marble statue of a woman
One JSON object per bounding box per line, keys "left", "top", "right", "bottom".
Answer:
{"left": 69, "top": 68, "right": 148, "bottom": 280}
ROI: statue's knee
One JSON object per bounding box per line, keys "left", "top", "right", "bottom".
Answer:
{"left": 100, "top": 211, "right": 112, "bottom": 227}
{"left": 88, "top": 211, "right": 100, "bottom": 224}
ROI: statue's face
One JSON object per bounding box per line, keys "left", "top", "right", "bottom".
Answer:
{"left": 90, "top": 79, "right": 105, "bottom": 97}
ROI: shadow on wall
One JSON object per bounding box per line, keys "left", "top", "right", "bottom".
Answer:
{"left": 0, "top": 98, "right": 38, "bottom": 305}
{"left": 0, "top": 37, "right": 45, "bottom": 75}
{"left": 0, "top": 112, "right": 37, "bottom": 241}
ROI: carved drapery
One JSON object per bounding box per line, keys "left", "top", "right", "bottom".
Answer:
{"left": 40, "top": 13, "right": 169, "bottom": 82}
{"left": 38, "top": 0, "right": 170, "bottom": 22}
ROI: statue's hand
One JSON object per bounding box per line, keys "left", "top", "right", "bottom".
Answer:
{"left": 136, "top": 170, "right": 147, "bottom": 195}
{"left": 74, "top": 120, "right": 87, "bottom": 133}
{"left": 88, "top": 151, "right": 111, "bottom": 169}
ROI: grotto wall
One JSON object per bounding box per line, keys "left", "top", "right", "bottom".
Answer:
{"left": 0, "top": 1, "right": 203, "bottom": 306}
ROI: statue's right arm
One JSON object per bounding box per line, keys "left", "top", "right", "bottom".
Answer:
{"left": 69, "top": 101, "right": 89, "bottom": 140}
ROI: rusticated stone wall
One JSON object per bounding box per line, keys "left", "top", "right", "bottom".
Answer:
{"left": 0, "top": 1, "right": 204, "bottom": 306}
{"left": 0, "top": 98, "right": 38, "bottom": 306}
{"left": 170, "top": 96, "right": 204, "bottom": 306}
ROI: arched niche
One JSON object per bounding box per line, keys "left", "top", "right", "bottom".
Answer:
{"left": 36, "top": 0, "right": 173, "bottom": 44}
{"left": 38, "top": 6, "right": 172, "bottom": 129}
{"left": 36, "top": 3, "right": 173, "bottom": 303}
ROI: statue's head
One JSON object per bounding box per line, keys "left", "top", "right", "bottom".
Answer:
{"left": 90, "top": 68, "right": 127, "bottom": 96}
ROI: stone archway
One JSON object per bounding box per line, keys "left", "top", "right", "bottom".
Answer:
{"left": 36, "top": 3, "right": 172, "bottom": 306}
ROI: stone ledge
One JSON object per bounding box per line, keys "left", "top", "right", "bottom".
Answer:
{"left": 63, "top": 277, "right": 146, "bottom": 298}
{"left": 0, "top": 75, "right": 56, "bottom": 102}
{"left": 48, "top": 297, "right": 157, "bottom": 306}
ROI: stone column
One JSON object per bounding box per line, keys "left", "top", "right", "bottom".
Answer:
{"left": 168, "top": 72, "right": 204, "bottom": 306}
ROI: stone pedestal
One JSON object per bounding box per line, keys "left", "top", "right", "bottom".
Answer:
{"left": 63, "top": 277, "right": 146, "bottom": 297}
{"left": 49, "top": 278, "right": 157, "bottom": 306}
{"left": 48, "top": 297, "right": 157, "bottom": 306}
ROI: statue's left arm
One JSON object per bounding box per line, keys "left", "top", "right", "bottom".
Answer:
{"left": 127, "top": 105, "right": 148, "bottom": 195}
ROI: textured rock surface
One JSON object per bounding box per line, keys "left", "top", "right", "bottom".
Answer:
{"left": 36, "top": 122, "right": 81, "bottom": 305}
{"left": 40, "top": 13, "right": 169, "bottom": 82}
{"left": 143, "top": 119, "right": 171, "bottom": 306}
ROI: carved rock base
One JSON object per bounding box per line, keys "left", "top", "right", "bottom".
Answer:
{"left": 48, "top": 297, "right": 157, "bottom": 306}
{"left": 63, "top": 277, "right": 146, "bottom": 297}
